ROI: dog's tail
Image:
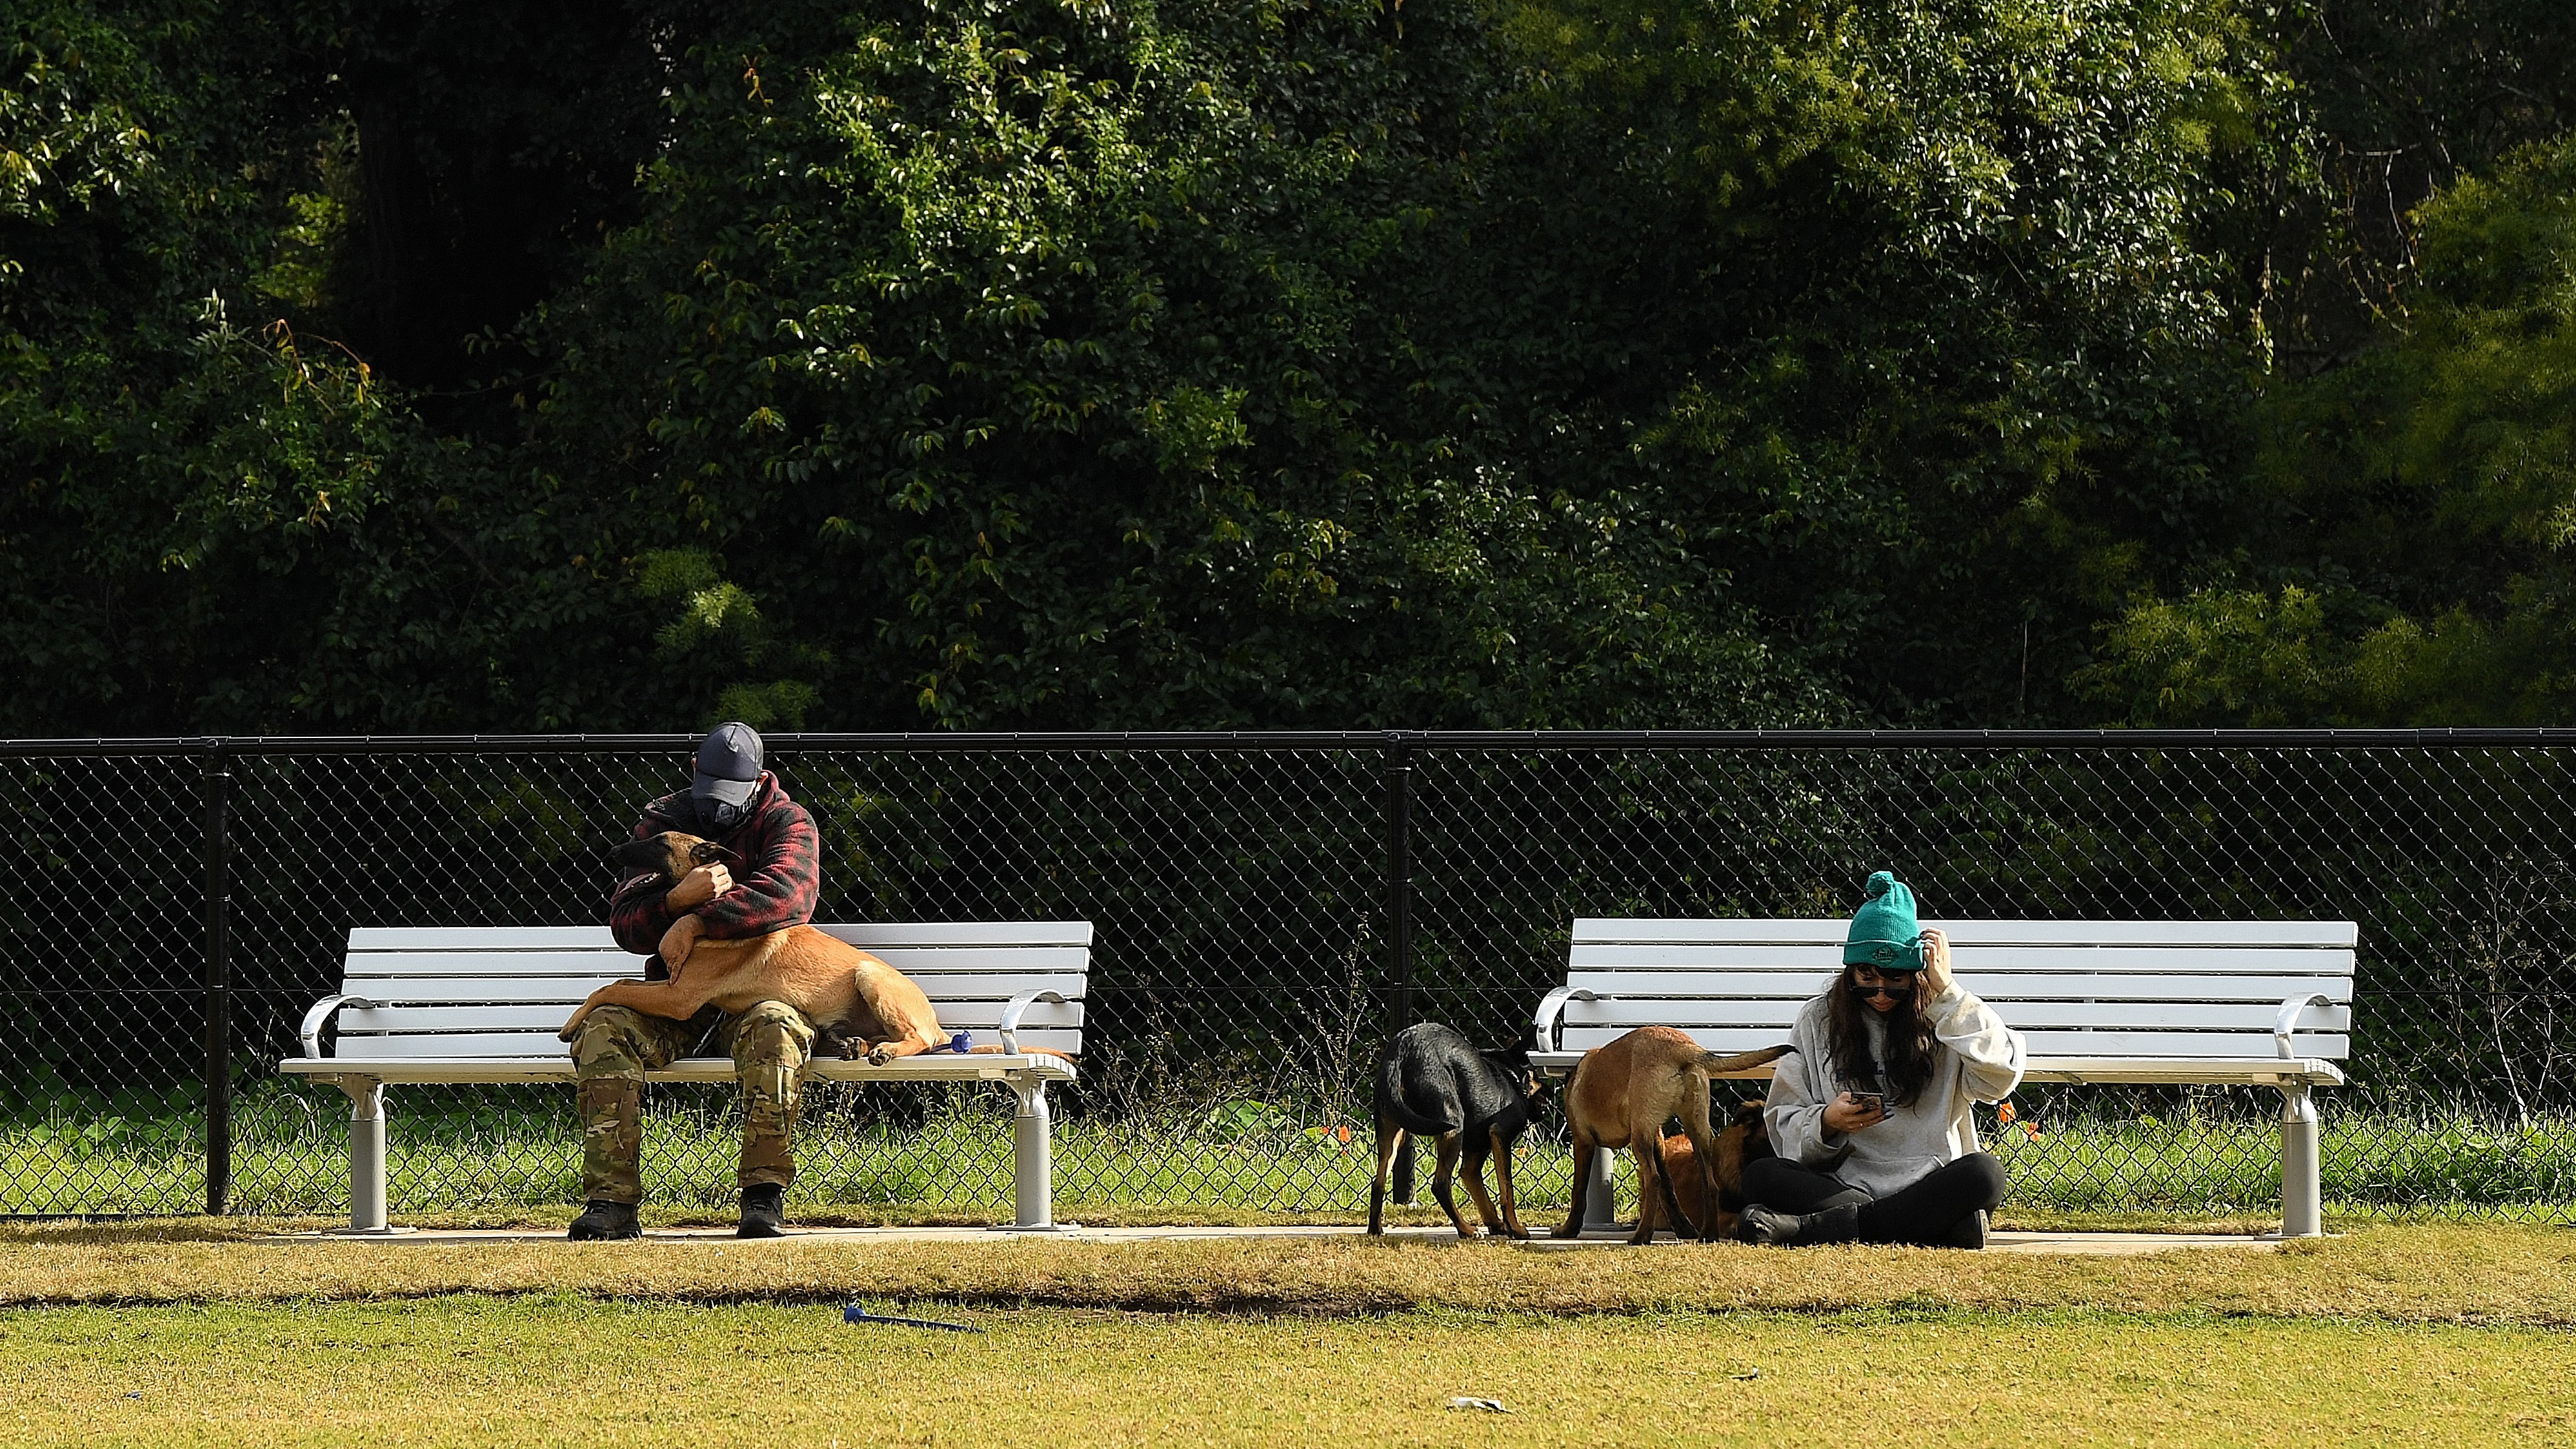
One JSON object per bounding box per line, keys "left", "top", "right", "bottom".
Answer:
{"left": 1375, "top": 1053, "right": 1458, "bottom": 1137}
{"left": 1698, "top": 1044, "right": 1792, "bottom": 1075}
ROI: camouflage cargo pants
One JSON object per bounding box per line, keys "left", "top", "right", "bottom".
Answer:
{"left": 567, "top": 1000, "right": 816, "bottom": 1203}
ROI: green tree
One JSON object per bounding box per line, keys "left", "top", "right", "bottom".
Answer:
{"left": 2083, "top": 133, "right": 2576, "bottom": 725}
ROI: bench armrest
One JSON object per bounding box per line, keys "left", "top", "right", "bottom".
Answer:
{"left": 998, "top": 989, "right": 1066, "bottom": 1059}
{"left": 1531, "top": 987, "right": 1601, "bottom": 1054}
{"left": 298, "top": 994, "right": 376, "bottom": 1059}
{"left": 2275, "top": 992, "right": 2334, "bottom": 1060}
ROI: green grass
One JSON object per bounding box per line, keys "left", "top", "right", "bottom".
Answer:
{"left": 1, "top": 1295, "right": 2569, "bottom": 1447}
{"left": 8, "top": 1085, "right": 2575, "bottom": 1224}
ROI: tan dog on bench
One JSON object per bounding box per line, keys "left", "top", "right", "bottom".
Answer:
{"left": 1557, "top": 1025, "right": 1789, "bottom": 1244}
{"left": 558, "top": 832, "right": 1055, "bottom": 1065}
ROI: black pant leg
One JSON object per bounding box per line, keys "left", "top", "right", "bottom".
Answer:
{"left": 1854, "top": 1152, "right": 2006, "bottom": 1248}
{"left": 1742, "top": 1157, "right": 1872, "bottom": 1214}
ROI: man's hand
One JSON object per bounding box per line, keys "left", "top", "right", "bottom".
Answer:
{"left": 1821, "top": 1092, "right": 1886, "bottom": 1133}
{"left": 665, "top": 862, "right": 734, "bottom": 912}
{"left": 1917, "top": 927, "right": 1954, "bottom": 998}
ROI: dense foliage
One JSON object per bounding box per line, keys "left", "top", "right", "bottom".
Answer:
{"left": 6, "top": 0, "right": 2575, "bottom": 732}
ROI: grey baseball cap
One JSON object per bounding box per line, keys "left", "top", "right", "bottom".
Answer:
{"left": 692, "top": 722, "right": 764, "bottom": 810}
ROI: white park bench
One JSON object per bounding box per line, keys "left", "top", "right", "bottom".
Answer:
{"left": 1531, "top": 918, "right": 2354, "bottom": 1237}
{"left": 280, "top": 922, "right": 1091, "bottom": 1234}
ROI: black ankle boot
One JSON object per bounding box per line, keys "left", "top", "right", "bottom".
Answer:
{"left": 568, "top": 1199, "right": 640, "bottom": 1241}
{"left": 738, "top": 1183, "right": 788, "bottom": 1239}
{"left": 1736, "top": 1202, "right": 1862, "bottom": 1247}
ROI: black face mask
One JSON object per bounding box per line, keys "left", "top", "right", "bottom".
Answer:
{"left": 697, "top": 795, "right": 748, "bottom": 832}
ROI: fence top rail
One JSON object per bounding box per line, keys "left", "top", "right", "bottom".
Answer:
{"left": 10, "top": 727, "right": 2576, "bottom": 757}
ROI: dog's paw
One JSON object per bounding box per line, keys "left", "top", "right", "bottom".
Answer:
{"left": 866, "top": 1043, "right": 896, "bottom": 1066}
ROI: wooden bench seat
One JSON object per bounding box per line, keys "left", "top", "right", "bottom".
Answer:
{"left": 1532, "top": 918, "right": 2354, "bottom": 1236}
{"left": 280, "top": 922, "right": 1091, "bottom": 1233}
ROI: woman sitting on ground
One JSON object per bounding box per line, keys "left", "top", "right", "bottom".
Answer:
{"left": 1740, "top": 871, "right": 2027, "bottom": 1248}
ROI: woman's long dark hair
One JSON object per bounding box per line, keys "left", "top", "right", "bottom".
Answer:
{"left": 1827, "top": 965, "right": 1939, "bottom": 1107}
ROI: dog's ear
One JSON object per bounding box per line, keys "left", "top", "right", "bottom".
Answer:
{"left": 689, "top": 841, "right": 740, "bottom": 865}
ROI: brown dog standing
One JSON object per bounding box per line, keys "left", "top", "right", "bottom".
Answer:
{"left": 560, "top": 832, "right": 1058, "bottom": 1065}
{"left": 1557, "top": 1026, "right": 1790, "bottom": 1244}
{"left": 1636, "top": 1100, "right": 1773, "bottom": 1242}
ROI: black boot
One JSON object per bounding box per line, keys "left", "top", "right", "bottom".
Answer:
{"left": 1736, "top": 1202, "right": 1862, "bottom": 1247}
{"left": 568, "top": 1199, "right": 640, "bottom": 1241}
{"left": 738, "top": 1183, "right": 788, "bottom": 1239}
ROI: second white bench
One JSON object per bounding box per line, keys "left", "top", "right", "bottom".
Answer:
{"left": 1533, "top": 917, "right": 2355, "bottom": 1236}
{"left": 280, "top": 921, "right": 1091, "bottom": 1233}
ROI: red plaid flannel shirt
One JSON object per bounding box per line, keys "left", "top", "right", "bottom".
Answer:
{"left": 608, "top": 773, "right": 821, "bottom": 958}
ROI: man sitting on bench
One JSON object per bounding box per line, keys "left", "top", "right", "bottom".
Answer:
{"left": 567, "top": 722, "right": 823, "bottom": 1241}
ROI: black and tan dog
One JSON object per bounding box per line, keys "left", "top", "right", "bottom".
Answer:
{"left": 1636, "top": 1100, "right": 1775, "bottom": 1242}
{"left": 559, "top": 832, "right": 1066, "bottom": 1064}
{"left": 1369, "top": 1022, "right": 1547, "bottom": 1239}
{"left": 1558, "top": 1026, "right": 1791, "bottom": 1244}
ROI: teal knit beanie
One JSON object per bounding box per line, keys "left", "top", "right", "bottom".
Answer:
{"left": 1844, "top": 870, "right": 1924, "bottom": 969}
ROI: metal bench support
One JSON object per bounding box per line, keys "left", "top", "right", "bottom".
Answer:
{"left": 2279, "top": 1081, "right": 2322, "bottom": 1238}
{"left": 1580, "top": 1145, "right": 1617, "bottom": 1232}
{"left": 324, "top": 1077, "right": 397, "bottom": 1235}
{"left": 991, "top": 1078, "right": 1063, "bottom": 1232}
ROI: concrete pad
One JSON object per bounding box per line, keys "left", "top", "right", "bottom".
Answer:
{"left": 258, "top": 1223, "right": 2283, "bottom": 1256}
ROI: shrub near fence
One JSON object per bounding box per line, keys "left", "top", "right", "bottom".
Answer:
{"left": 5, "top": 731, "right": 2576, "bottom": 1221}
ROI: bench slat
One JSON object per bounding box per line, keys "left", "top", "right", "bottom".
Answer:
{"left": 351, "top": 922, "right": 1092, "bottom": 949}
{"left": 339, "top": 1005, "right": 592, "bottom": 1032}
{"left": 349, "top": 927, "right": 619, "bottom": 949}
{"left": 827, "top": 948, "right": 1090, "bottom": 975}
{"left": 342, "top": 978, "right": 1085, "bottom": 1010}
{"left": 1526, "top": 1052, "right": 2344, "bottom": 1087}
{"left": 330, "top": 1026, "right": 1084, "bottom": 1059}
{"left": 1568, "top": 945, "right": 2355, "bottom": 973}
{"left": 1554, "top": 1024, "right": 2346, "bottom": 1057}
{"left": 343, "top": 946, "right": 1092, "bottom": 980}
{"left": 339, "top": 997, "right": 1088, "bottom": 1035}
{"left": 1563, "top": 998, "right": 2353, "bottom": 1033}
{"left": 347, "top": 976, "right": 638, "bottom": 1004}
{"left": 345, "top": 952, "right": 644, "bottom": 978}
{"left": 280, "top": 1053, "right": 1077, "bottom": 1084}
{"left": 1564, "top": 972, "right": 2353, "bottom": 1003}
{"left": 1572, "top": 919, "right": 2357, "bottom": 948}
{"left": 350, "top": 922, "right": 1094, "bottom": 951}
{"left": 812, "top": 922, "right": 1093, "bottom": 948}
{"left": 342, "top": 966, "right": 1084, "bottom": 1000}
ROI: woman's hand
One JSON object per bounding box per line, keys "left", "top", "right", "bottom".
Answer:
{"left": 1821, "top": 1092, "right": 1886, "bottom": 1133}
{"left": 1917, "top": 928, "right": 1954, "bottom": 998}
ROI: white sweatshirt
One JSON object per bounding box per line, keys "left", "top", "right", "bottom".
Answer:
{"left": 1763, "top": 982, "right": 2028, "bottom": 1197}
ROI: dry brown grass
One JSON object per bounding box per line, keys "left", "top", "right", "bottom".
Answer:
{"left": 8, "top": 1298, "right": 2572, "bottom": 1449}
{"left": 2, "top": 1218, "right": 2573, "bottom": 1325}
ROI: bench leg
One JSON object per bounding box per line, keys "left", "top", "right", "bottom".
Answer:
{"left": 2279, "top": 1081, "right": 2323, "bottom": 1238}
{"left": 322, "top": 1077, "right": 402, "bottom": 1236}
{"left": 1582, "top": 1143, "right": 1617, "bottom": 1232}
{"left": 989, "top": 1079, "right": 1066, "bottom": 1233}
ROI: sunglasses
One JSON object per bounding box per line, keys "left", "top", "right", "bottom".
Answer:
{"left": 1847, "top": 979, "right": 1916, "bottom": 1000}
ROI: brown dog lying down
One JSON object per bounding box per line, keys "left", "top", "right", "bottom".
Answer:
{"left": 558, "top": 832, "right": 1069, "bottom": 1065}
{"left": 1637, "top": 1100, "right": 1773, "bottom": 1242}
{"left": 1557, "top": 1025, "right": 1791, "bottom": 1244}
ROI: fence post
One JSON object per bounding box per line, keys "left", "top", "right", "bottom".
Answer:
{"left": 201, "top": 738, "right": 232, "bottom": 1215}
{"left": 1384, "top": 736, "right": 1416, "bottom": 1204}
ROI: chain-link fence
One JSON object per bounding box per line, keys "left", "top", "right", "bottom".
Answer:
{"left": 6, "top": 731, "right": 2575, "bottom": 1221}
